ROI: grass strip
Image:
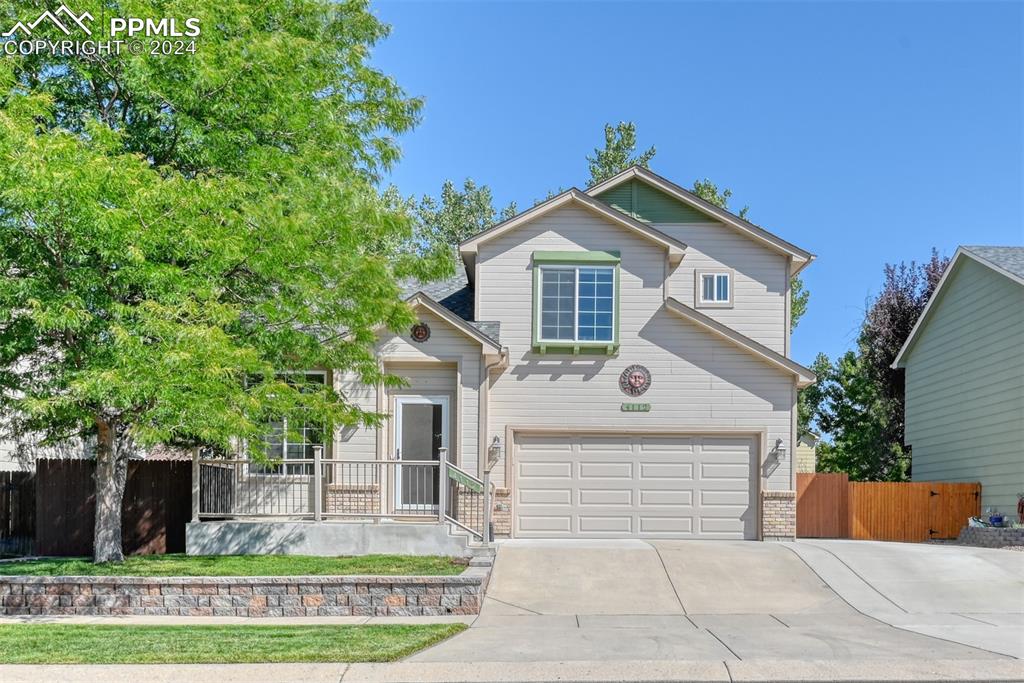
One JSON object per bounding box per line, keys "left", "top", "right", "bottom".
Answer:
{"left": 0, "top": 554, "right": 465, "bottom": 577}
{"left": 0, "top": 623, "right": 467, "bottom": 664}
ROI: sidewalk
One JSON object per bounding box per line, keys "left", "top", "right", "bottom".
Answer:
{"left": 2, "top": 659, "right": 1022, "bottom": 683}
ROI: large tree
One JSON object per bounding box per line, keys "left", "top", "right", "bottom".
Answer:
{"left": 0, "top": 0, "right": 440, "bottom": 562}
{"left": 808, "top": 250, "right": 950, "bottom": 480}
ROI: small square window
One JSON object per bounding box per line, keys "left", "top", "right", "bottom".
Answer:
{"left": 698, "top": 272, "right": 732, "bottom": 306}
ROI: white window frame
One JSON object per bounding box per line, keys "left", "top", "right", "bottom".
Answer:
{"left": 695, "top": 270, "right": 734, "bottom": 309}
{"left": 536, "top": 264, "right": 616, "bottom": 344}
{"left": 255, "top": 370, "right": 329, "bottom": 477}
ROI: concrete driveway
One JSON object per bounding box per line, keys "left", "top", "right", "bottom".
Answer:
{"left": 411, "top": 539, "right": 1023, "bottom": 663}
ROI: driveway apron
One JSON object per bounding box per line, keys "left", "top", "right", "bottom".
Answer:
{"left": 410, "top": 539, "right": 1012, "bottom": 663}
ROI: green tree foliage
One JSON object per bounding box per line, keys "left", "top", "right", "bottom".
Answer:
{"left": 586, "top": 122, "right": 657, "bottom": 186}
{"left": 0, "top": 0, "right": 439, "bottom": 561}
{"left": 415, "top": 180, "right": 515, "bottom": 254}
{"left": 806, "top": 251, "right": 950, "bottom": 480}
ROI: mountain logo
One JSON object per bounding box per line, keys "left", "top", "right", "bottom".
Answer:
{"left": 2, "top": 5, "right": 94, "bottom": 37}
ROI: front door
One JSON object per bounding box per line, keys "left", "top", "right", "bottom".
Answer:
{"left": 394, "top": 396, "right": 449, "bottom": 510}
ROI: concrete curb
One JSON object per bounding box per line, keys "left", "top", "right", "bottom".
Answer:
{"left": 2, "top": 659, "right": 1021, "bottom": 683}
{"left": 342, "top": 659, "right": 1024, "bottom": 682}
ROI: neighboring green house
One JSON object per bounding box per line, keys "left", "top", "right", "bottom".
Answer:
{"left": 893, "top": 246, "right": 1024, "bottom": 516}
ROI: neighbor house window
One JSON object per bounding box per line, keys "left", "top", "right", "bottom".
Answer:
{"left": 538, "top": 265, "right": 615, "bottom": 343}
{"left": 258, "top": 372, "right": 326, "bottom": 475}
{"left": 698, "top": 272, "right": 731, "bottom": 305}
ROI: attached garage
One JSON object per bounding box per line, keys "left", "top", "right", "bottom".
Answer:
{"left": 513, "top": 432, "right": 759, "bottom": 539}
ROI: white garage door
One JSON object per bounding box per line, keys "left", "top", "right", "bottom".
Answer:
{"left": 514, "top": 433, "right": 758, "bottom": 539}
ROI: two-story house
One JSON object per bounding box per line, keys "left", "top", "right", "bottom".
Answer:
{"left": 341, "top": 166, "right": 814, "bottom": 542}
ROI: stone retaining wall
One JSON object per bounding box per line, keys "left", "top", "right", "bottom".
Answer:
{"left": 956, "top": 526, "right": 1024, "bottom": 548}
{"left": 0, "top": 568, "right": 489, "bottom": 618}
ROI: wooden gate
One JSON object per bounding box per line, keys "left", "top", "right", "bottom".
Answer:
{"left": 797, "top": 474, "right": 980, "bottom": 542}
{"left": 796, "top": 472, "right": 848, "bottom": 538}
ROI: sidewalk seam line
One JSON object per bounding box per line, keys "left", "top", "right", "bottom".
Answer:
{"left": 705, "top": 628, "right": 742, "bottom": 661}
{"left": 803, "top": 541, "right": 909, "bottom": 613}
{"left": 780, "top": 542, "right": 1014, "bottom": 661}
{"left": 648, "top": 541, "right": 687, "bottom": 615}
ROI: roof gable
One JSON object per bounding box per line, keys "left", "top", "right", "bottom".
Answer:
{"left": 403, "top": 292, "right": 502, "bottom": 352}
{"left": 893, "top": 246, "right": 1024, "bottom": 368}
{"left": 587, "top": 166, "right": 814, "bottom": 275}
{"left": 459, "top": 188, "right": 686, "bottom": 282}
{"left": 595, "top": 178, "right": 712, "bottom": 224}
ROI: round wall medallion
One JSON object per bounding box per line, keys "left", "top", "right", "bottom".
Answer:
{"left": 410, "top": 322, "right": 431, "bottom": 343}
{"left": 619, "top": 364, "right": 652, "bottom": 397}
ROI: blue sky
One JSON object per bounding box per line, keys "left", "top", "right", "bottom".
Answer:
{"left": 371, "top": 1, "right": 1023, "bottom": 366}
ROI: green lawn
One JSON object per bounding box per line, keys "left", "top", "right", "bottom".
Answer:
{"left": 0, "top": 624, "right": 467, "bottom": 664}
{"left": 0, "top": 554, "right": 466, "bottom": 577}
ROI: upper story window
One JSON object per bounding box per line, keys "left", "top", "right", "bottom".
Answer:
{"left": 539, "top": 266, "right": 615, "bottom": 342}
{"left": 532, "top": 251, "right": 620, "bottom": 353}
{"left": 697, "top": 271, "right": 732, "bottom": 308}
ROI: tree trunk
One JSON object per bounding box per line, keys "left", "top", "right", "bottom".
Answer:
{"left": 93, "top": 417, "right": 129, "bottom": 564}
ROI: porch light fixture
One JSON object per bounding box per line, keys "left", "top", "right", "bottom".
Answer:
{"left": 772, "top": 438, "right": 787, "bottom": 462}
{"left": 486, "top": 436, "right": 502, "bottom": 473}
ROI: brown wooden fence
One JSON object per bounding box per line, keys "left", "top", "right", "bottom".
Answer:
{"left": 797, "top": 473, "right": 980, "bottom": 542}
{"left": 35, "top": 459, "right": 191, "bottom": 556}
{"left": 0, "top": 471, "right": 35, "bottom": 555}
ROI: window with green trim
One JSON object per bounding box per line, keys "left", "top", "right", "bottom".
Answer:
{"left": 537, "top": 265, "right": 616, "bottom": 343}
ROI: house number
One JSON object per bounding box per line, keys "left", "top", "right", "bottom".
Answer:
{"left": 621, "top": 402, "right": 651, "bottom": 412}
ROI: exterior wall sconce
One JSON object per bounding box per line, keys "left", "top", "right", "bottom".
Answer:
{"left": 486, "top": 436, "right": 502, "bottom": 473}
{"left": 772, "top": 438, "right": 787, "bottom": 462}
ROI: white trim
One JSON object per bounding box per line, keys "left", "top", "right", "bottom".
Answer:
{"left": 892, "top": 247, "right": 1024, "bottom": 368}
{"left": 393, "top": 394, "right": 450, "bottom": 512}
{"left": 253, "top": 370, "right": 329, "bottom": 476}
{"left": 585, "top": 166, "right": 814, "bottom": 275}
{"left": 536, "top": 264, "right": 616, "bottom": 345}
{"left": 695, "top": 269, "right": 733, "bottom": 309}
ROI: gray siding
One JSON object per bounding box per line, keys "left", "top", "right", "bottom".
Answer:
{"left": 477, "top": 204, "right": 795, "bottom": 491}
{"left": 903, "top": 257, "right": 1024, "bottom": 514}
{"left": 657, "top": 223, "right": 789, "bottom": 353}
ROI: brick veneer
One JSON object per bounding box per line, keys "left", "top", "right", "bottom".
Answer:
{"left": 325, "top": 483, "right": 380, "bottom": 515}
{"left": 0, "top": 568, "right": 488, "bottom": 617}
{"left": 492, "top": 488, "right": 511, "bottom": 537}
{"left": 761, "top": 490, "right": 796, "bottom": 541}
{"left": 956, "top": 526, "right": 1024, "bottom": 548}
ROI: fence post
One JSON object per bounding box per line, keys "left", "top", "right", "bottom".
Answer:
{"left": 483, "top": 469, "right": 491, "bottom": 546}
{"left": 191, "top": 447, "right": 200, "bottom": 523}
{"left": 438, "top": 447, "right": 448, "bottom": 524}
{"left": 313, "top": 445, "right": 323, "bottom": 522}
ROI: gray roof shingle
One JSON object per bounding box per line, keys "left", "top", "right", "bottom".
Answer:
{"left": 402, "top": 271, "right": 500, "bottom": 344}
{"left": 962, "top": 246, "right": 1024, "bottom": 280}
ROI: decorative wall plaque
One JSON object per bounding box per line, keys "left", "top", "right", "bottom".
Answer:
{"left": 410, "top": 322, "right": 431, "bottom": 343}
{"left": 619, "top": 364, "right": 651, "bottom": 396}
